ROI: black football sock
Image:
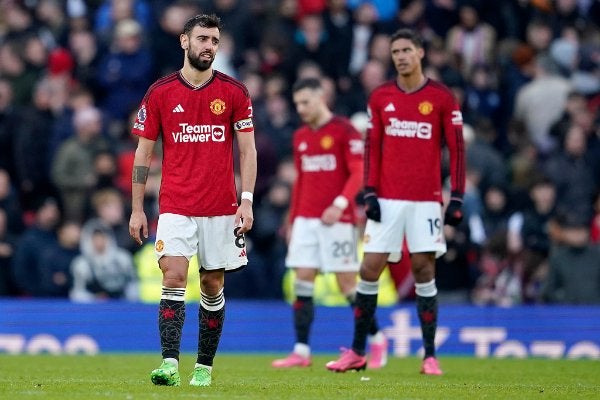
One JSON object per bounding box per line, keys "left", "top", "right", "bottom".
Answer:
{"left": 197, "top": 289, "right": 225, "bottom": 366}
{"left": 351, "top": 280, "right": 379, "bottom": 355}
{"left": 158, "top": 286, "right": 186, "bottom": 360}
{"left": 293, "top": 279, "right": 315, "bottom": 345}
{"left": 415, "top": 280, "right": 438, "bottom": 358}
{"left": 347, "top": 291, "right": 380, "bottom": 336}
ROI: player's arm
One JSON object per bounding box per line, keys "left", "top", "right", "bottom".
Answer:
{"left": 283, "top": 152, "right": 301, "bottom": 243}
{"left": 321, "top": 159, "right": 362, "bottom": 225}
{"left": 363, "top": 101, "right": 383, "bottom": 222}
{"left": 235, "top": 129, "right": 257, "bottom": 234}
{"left": 322, "top": 132, "right": 364, "bottom": 225}
{"left": 129, "top": 136, "right": 155, "bottom": 245}
{"left": 365, "top": 101, "right": 383, "bottom": 191}
{"left": 288, "top": 134, "right": 301, "bottom": 225}
{"left": 340, "top": 133, "right": 365, "bottom": 204}
{"left": 442, "top": 95, "right": 466, "bottom": 226}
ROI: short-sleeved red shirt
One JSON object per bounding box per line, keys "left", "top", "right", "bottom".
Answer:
{"left": 132, "top": 70, "right": 254, "bottom": 217}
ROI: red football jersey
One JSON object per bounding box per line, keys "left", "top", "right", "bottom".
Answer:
{"left": 290, "top": 116, "right": 364, "bottom": 224}
{"left": 365, "top": 79, "right": 465, "bottom": 202}
{"left": 132, "top": 70, "right": 254, "bottom": 217}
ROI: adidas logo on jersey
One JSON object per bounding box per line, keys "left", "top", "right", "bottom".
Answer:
{"left": 173, "top": 104, "right": 184, "bottom": 113}
{"left": 384, "top": 103, "right": 396, "bottom": 112}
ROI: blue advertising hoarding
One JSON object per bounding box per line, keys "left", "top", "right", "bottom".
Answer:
{"left": 1, "top": 300, "right": 598, "bottom": 359}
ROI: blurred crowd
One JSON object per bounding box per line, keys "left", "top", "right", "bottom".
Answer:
{"left": 0, "top": 0, "right": 599, "bottom": 305}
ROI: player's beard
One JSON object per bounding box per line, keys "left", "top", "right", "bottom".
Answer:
{"left": 188, "top": 51, "right": 214, "bottom": 72}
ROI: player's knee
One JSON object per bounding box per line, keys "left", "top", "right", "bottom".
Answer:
{"left": 337, "top": 275, "right": 357, "bottom": 295}
{"left": 159, "top": 257, "right": 188, "bottom": 287}
{"left": 411, "top": 263, "right": 435, "bottom": 282}
{"left": 359, "top": 265, "right": 380, "bottom": 281}
{"left": 295, "top": 268, "right": 317, "bottom": 282}
{"left": 339, "top": 283, "right": 355, "bottom": 296}
{"left": 160, "top": 269, "right": 187, "bottom": 286}
{"left": 359, "top": 258, "right": 386, "bottom": 281}
{"left": 410, "top": 253, "right": 435, "bottom": 281}
{"left": 200, "top": 274, "right": 224, "bottom": 295}
{"left": 162, "top": 274, "right": 187, "bottom": 288}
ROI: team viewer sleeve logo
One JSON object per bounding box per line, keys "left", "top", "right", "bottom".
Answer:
{"left": 210, "top": 99, "right": 226, "bottom": 115}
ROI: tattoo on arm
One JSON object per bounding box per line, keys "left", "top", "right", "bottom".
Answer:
{"left": 132, "top": 166, "right": 149, "bottom": 184}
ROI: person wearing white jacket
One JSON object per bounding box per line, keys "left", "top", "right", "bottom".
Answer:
{"left": 69, "top": 220, "right": 138, "bottom": 302}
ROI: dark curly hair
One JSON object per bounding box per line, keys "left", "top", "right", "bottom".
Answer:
{"left": 183, "top": 14, "right": 222, "bottom": 36}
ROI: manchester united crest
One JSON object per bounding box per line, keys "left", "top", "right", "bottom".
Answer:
{"left": 320, "top": 135, "right": 334, "bottom": 150}
{"left": 155, "top": 240, "right": 164, "bottom": 252}
{"left": 418, "top": 101, "right": 433, "bottom": 115}
{"left": 210, "top": 99, "right": 226, "bottom": 115}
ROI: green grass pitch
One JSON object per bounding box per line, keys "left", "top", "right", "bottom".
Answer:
{"left": 1, "top": 354, "right": 598, "bottom": 399}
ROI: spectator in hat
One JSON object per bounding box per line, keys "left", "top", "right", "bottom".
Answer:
{"left": 47, "top": 47, "right": 75, "bottom": 78}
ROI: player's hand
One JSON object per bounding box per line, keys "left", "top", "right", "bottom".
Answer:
{"left": 235, "top": 200, "right": 254, "bottom": 234}
{"left": 129, "top": 210, "right": 148, "bottom": 245}
{"left": 321, "top": 205, "right": 343, "bottom": 225}
{"left": 363, "top": 187, "right": 381, "bottom": 222}
{"left": 444, "top": 193, "right": 464, "bottom": 226}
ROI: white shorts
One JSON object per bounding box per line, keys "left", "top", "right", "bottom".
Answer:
{"left": 363, "top": 199, "right": 446, "bottom": 259}
{"left": 285, "top": 217, "right": 359, "bottom": 272}
{"left": 155, "top": 213, "right": 247, "bottom": 271}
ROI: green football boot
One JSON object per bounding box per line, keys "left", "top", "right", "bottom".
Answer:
{"left": 150, "top": 360, "right": 181, "bottom": 386}
{"left": 189, "top": 366, "right": 212, "bottom": 387}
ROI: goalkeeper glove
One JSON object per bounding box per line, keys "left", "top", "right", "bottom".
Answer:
{"left": 363, "top": 187, "right": 381, "bottom": 222}
{"left": 444, "top": 192, "right": 464, "bottom": 226}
